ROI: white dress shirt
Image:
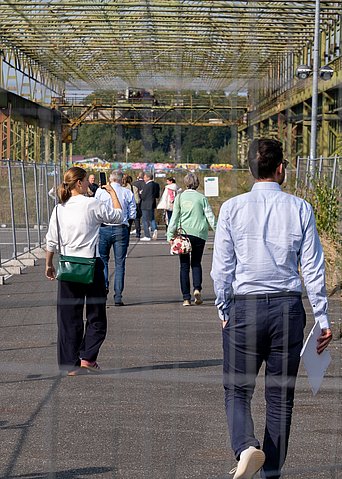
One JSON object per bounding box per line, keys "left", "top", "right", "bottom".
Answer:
{"left": 211, "top": 182, "right": 329, "bottom": 329}
{"left": 46, "top": 194, "right": 123, "bottom": 258}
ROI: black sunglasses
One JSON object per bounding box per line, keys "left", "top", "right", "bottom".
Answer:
{"left": 282, "top": 160, "right": 289, "bottom": 169}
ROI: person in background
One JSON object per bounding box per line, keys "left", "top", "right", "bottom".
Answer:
{"left": 140, "top": 172, "right": 160, "bottom": 241}
{"left": 95, "top": 170, "right": 136, "bottom": 306}
{"left": 122, "top": 174, "right": 140, "bottom": 234}
{"left": 167, "top": 173, "right": 216, "bottom": 306}
{"left": 157, "top": 177, "right": 180, "bottom": 228}
{"left": 45, "top": 167, "right": 122, "bottom": 376}
{"left": 48, "top": 186, "right": 58, "bottom": 203}
{"left": 150, "top": 175, "right": 160, "bottom": 238}
{"left": 211, "top": 138, "right": 332, "bottom": 479}
{"left": 88, "top": 174, "right": 99, "bottom": 196}
{"left": 132, "top": 172, "right": 145, "bottom": 239}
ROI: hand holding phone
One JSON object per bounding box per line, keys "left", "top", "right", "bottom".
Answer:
{"left": 99, "top": 172, "right": 107, "bottom": 186}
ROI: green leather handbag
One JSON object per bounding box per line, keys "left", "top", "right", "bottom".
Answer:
{"left": 56, "top": 255, "right": 96, "bottom": 284}
{"left": 55, "top": 205, "right": 96, "bottom": 284}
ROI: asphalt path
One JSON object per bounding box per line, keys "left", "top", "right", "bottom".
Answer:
{"left": 0, "top": 235, "right": 341, "bottom": 479}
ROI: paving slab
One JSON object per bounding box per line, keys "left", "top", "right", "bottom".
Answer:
{"left": 0, "top": 234, "right": 341, "bottom": 479}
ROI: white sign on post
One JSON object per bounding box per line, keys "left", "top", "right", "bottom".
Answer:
{"left": 204, "top": 177, "right": 219, "bottom": 197}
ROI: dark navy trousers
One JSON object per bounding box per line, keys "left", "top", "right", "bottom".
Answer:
{"left": 57, "top": 258, "right": 107, "bottom": 370}
{"left": 222, "top": 295, "right": 306, "bottom": 479}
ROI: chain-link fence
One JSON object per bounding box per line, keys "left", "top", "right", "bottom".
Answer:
{"left": 0, "top": 160, "right": 61, "bottom": 265}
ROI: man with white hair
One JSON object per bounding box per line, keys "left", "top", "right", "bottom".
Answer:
{"left": 95, "top": 170, "right": 136, "bottom": 306}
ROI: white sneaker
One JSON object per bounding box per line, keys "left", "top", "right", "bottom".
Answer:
{"left": 152, "top": 229, "right": 158, "bottom": 240}
{"left": 194, "top": 289, "right": 203, "bottom": 305}
{"left": 231, "top": 446, "right": 265, "bottom": 479}
{"left": 140, "top": 237, "right": 151, "bottom": 242}
{"left": 183, "top": 299, "right": 191, "bottom": 306}
{"left": 130, "top": 229, "right": 136, "bottom": 235}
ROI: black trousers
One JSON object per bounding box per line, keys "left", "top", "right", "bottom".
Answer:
{"left": 134, "top": 204, "right": 142, "bottom": 237}
{"left": 179, "top": 235, "right": 205, "bottom": 300}
{"left": 57, "top": 258, "right": 107, "bottom": 370}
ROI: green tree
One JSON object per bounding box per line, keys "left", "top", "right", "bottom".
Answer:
{"left": 217, "top": 145, "right": 232, "bottom": 164}
{"left": 73, "top": 124, "right": 116, "bottom": 159}
{"left": 149, "top": 149, "right": 170, "bottom": 163}
{"left": 189, "top": 147, "right": 217, "bottom": 164}
{"left": 127, "top": 140, "right": 143, "bottom": 162}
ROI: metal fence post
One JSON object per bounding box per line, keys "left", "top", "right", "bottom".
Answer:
{"left": 331, "top": 155, "right": 337, "bottom": 189}
{"left": 318, "top": 155, "right": 323, "bottom": 179}
{"left": 295, "top": 156, "right": 301, "bottom": 189}
{"left": 33, "top": 163, "right": 42, "bottom": 247}
{"left": 7, "top": 160, "right": 17, "bottom": 259}
{"left": 20, "top": 161, "right": 31, "bottom": 252}
{"left": 53, "top": 163, "right": 60, "bottom": 206}
{"left": 305, "top": 156, "right": 310, "bottom": 188}
{"left": 44, "top": 164, "right": 51, "bottom": 221}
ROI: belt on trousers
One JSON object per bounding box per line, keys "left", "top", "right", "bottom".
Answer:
{"left": 100, "top": 223, "right": 128, "bottom": 228}
{"left": 233, "top": 292, "right": 301, "bottom": 301}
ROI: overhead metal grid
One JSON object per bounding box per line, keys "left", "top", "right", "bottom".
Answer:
{"left": 0, "top": 1, "right": 341, "bottom": 93}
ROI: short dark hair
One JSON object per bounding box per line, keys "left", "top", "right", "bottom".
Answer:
{"left": 248, "top": 138, "right": 283, "bottom": 179}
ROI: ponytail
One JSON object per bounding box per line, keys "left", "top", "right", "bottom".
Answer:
{"left": 57, "top": 167, "right": 87, "bottom": 204}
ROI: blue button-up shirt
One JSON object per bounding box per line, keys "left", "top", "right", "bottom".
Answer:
{"left": 211, "top": 182, "right": 329, "bottom": 329}
{"left": 95, "top": 182, "right": 136, "bottom": 226}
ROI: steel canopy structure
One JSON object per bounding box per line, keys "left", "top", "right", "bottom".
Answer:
{"left": 0, "top": 0, "right": 342, "bottom": 164}
{"left": 0, "top": 1, "right": 341, "bottom": 93}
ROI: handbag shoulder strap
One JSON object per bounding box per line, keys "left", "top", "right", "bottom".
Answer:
{"left": 178, "top": 192, "right": 183, "bottom": 230}
{"left": 56, "top": 205, "right": 62, "bottom": 254}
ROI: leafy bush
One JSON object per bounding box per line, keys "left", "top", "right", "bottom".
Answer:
{"left": 296, "top": 177, "right": 340, "bottom": 241}
{"left": 295, "top": 177, "right": 341, "bottom": 293}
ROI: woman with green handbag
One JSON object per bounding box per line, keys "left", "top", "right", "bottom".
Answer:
{"left": 45, "top": 167, "right": 122, "bottom": 376}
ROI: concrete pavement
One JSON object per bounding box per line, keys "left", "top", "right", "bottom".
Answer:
{"left": 0, "top": 234, "right": 341, "bottom": 479}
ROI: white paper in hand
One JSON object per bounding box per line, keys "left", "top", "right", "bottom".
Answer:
{"left": 300, "top": 321, "right": 332, "bottom": 396}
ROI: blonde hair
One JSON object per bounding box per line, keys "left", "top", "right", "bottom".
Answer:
{"left": 57, "top": 167, "right": 87, "bottom": 204}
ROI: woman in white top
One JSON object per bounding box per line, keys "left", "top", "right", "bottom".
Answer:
{"left": 45, "top": 167, "right": 122, "bottom": 376}
{"left": 157, "top": 177, "right": 180, "bottom": 226}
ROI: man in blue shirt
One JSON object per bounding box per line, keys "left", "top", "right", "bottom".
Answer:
{"left": 211, "top": 139, "right": 332, "bottom": 479}
{"left": 95, "top": 170, "right": 136, "bottom": 306}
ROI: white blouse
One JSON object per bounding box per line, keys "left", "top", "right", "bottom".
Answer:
{"left": 46, "top": 194, "right": 122, "bottom": 258}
